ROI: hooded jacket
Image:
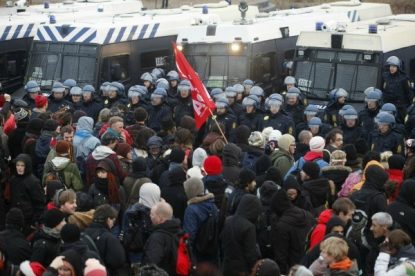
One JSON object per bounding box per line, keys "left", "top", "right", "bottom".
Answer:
{"left": 73, "top": 117, "right": 101, "bottom": 159}
{"left": 161, "top": 166, "right": 188, "bottom": 222}
{"left": 322, "top": 165, "right": 352, "bottom": 192}
{"left": 387, "top": 179, "right": 415, "bottom": 245}
{"left": 35, "top": 130, "right": 55, "bottom": 177}
{"left": 302, "top": 176, "right": 330, "bottom": 209}
{"left": 283, "top": 176, "right": 313, "bottom": 212}
{"left": 43, "top": 157, "right": 83, "bottom": 191}
{"left": 352, "top": 160, "right": 384, "bottom": 192}
{"left": 222, "top": 194, "right": 261, "bottom": 275}
{"left": 10, "top": 154, "right": 45, "bottom": 226}
{"left": 271, "top": 149, "right": 294, "bottom": 178}
{"left": 309, "top": 209, "right": 334, "bottom": 250}
{"left": 222, "top": 143, "right": 242, "bottom": 185}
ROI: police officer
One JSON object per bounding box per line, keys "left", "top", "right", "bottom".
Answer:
{"left": 69, "top": 86, "right": 83, "bottom": 110}
{"left": 47, "top": 82, "right": 73, "bottom": 113}
{"left": 243, "top": 79, "right": 254, "bottom": 96}
{"left": 263, "top": 93, "right": 294, "bottom": 135}
{"left": 238, "top": 94, "right": 263, "bottom": 131}
{"left": 124, "top": 85, "right": 149, "bottom": 126}
{"left": 295, "top": 104, "right": 320, "bottom": 136}
{"left": 249, "top": 86, "right": 266, "bottom": 113}
{"left": 166, "top": 70, "right": 180, "bottom": 102}
{"left": 308, "top": 117, "right": 331, "bottom": 137}
{"left": 283, "top": 87, "right": 306, "bottom": 126}
{"left": 381, "top": 56, "right": 413, "bottom": 122}
{"left": 233, "top": 83, "right": 245, "bottom": 104}
{"left": 147, "top": 88, "right": 172, "bottom": 132}
{"left": 380, "top": 103, "right": 406, "bottom": 136}
{"left": 341, "top": 108, "right": 366, "bottom": 147}
{"left": 63, "top": 79, "right": 77, "bottom": 101}
{"left": 324, "top": 88, "right": 348, "bottom": 127}
{"left": 104, "top": 81, "right": 128, "bottom": 109}
{"left": 99, "top": 81, "right": 110, "bottom": 100}
{"left": 359, "top": 88, "right": 382, "bottom": 140}
{"left": 141, "top": 72, "right": 156, "bottom": 94}
{"left": 173, "top": 80, "right": 194, "bottom": 126}
{"left": 156, "top": 78, "right": 173, "bottom": 106}
{"left": 225, "top": 86, "right": 243, "bottom": 117}
{"left": 282, "top": 76, "right": 296, "bottom": 94}
{"left": 80, "top": 85, "right": 103, "bottom": 122}
{"left": 151, "top": 68, "right": 165, "bottom": 80}
{"left": 22, "top": 80, "right": 41, "bottom": 109}
{"left": 370, "top": 112, "right": 404, "bottom": 155}
{"left": 206, "top": 97, "right": 236, "bottom": 139}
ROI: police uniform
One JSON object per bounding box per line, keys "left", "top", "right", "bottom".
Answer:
{"left": 263, "top": 111, "right": 295, "bottom": 135}
{"left": 206, "top": 112, "right": 237, "bottom": 139}
{"left": 370, "top": 129, "right": 404, "bottom": 155}
{"left": 358, "top": 107, "right": 380, "bottom": 141}
{"left": 173, "top": 97, "right": 194, "bottom": 126}
{"left": 283, "top": 103, "right": 305, "bottom": 126}
{"left": 238, "top": 112, "right": 263, "bottom": 132}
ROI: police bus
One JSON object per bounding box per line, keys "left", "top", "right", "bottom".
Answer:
{"left": 23, "top": 3, "right": 260, "bottom": 92}
{"left": 293, "top": 14, "right": 415, "bottom": 102}
{"left": 0, "top": 0, "right": 144, "bottom": 93}
{"left": 175, "top": 1, "right": 392, "bottom": 93}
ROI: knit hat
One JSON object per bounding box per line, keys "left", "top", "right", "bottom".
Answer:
{"left": 278, "top": 134, "right": 295, "bottom": 152}
{"left": 234, "top": 125, "right": 251, "bottom": 144}
{"left": 388, "top": 154, "right": 406, "bottom": 170}
{"left": 239, "top": 168, "right": 256, "bottom": 187}
{"left": 14, "top": 107, "right": 29, "bottom": 121}
{"left": 5, "top": 208, "right": 24, "bottom": 229}
{"left": 73, "top": 110, "right": 87, "bottom": 125}
{"left": 203, "top": 155, "right": 223, "bottom": 175}
{"left": 192, "top": 147, "right": 208, "bottom": 168}
{"left": 20, "top": 261, "right": 46, "bottom": 276}
{"left": 183, "top": 177, "right": 205, "bottom": 200}
{"left": 84, "top": 258, "right": 107, "bottom": 276}
{"left": 254, "top": 259, "right": 281, "bottom": 276}
{"left": 55, "top": 140, "right": 70, "bottom": 156}
{"left": 61, "top": 223, "right": 81, "bottom": 243}
{"left": 254, "top": 155, "right": 272, "bottom": 175}
{"left": 61, "top": 249, "right": 83, "bottom": 276}
{"left": 26, "top": 118, "right": 44, "bottom": 136}
{"left": 169, "top": 148, "right": 185, "bottom": 163}
{"left": 261, "top": 127, "right": 274, "bottom": 143}
{"left": 44, "top": 208, "right": 65, "bottom": 228}
{"left": 131, "top": 157, "right": 147, "bottom": 174}
{"left": 43, "top": 119, "right": 59, "bottom": 132}
{"left": 309, "top": 136, "right": 325, "bottom": 152}
{"left": 35, "top": 95, "right": 48, "bottom": 108}
{"left": 186, "top": 167, "right": 204, "bottom": 179}
{"left": 115, "top": 143, "right": 132, "bottom": 158}
{"left": 248, "top": 131, "right": 265, "bottom": 148}
{"left": 325, "top": 216, "right": 345, "bottom": 235}
{"left": 271, "top": 189, "right": 292, "bottom": 217}
{"left": 302, "top": 161, "right": 320, "bottom": 179}
{"left": 268, "top": 130, "right": 282, "bottom": 142}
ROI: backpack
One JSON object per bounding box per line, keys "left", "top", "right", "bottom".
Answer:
{"left": 194, "top": 211, "right": 219, "bottom": 256}
{"left": 241, "top": 152, "right": 259, "bottom": 170}
{"left": 304, "top": 223, "right": 318, "bottom": 253}
{"left": 81, "top": 232, "right": 100, "bottom": 255}
{"left": 257, "top": 208, "right": 277, "bottom": 259}
{"left": 90, "top": 186, "right": 110, "bottom": 208}
{"left": 45, "top": 168, "right": 67, "bottom": 188}
{"left": 176, "top": 233, "right": 196, "bottom": 276}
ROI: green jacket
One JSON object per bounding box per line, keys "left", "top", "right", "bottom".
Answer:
{"left": 271, "top": 149, "right": 294, "bottom": 178}
{"left": 43, "top": 156, "right": 83, "bottom": 191}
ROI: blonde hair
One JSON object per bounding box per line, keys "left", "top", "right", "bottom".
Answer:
{"left": 330, "top": 150, "right": 347, "bottom": 166}
{"left": 320, "top": 237, "right": 349, "bottom": 261}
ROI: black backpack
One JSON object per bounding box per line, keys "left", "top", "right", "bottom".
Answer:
{"left": 241, "top": 152, "right": 259, "bottom": 170}
{"left": 257, "top": 208, "right": 278, "bottom": 259}
{"left": 194, "top": 211, "right": 219, "bottom": 256}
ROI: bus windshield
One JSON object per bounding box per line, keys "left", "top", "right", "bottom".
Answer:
{"left": 294, "top": 49, "right": 380, "bottom": 102}
{"left": 26, "top": 42, "right": 97, "bottom": 89}
{"left": 184, "top": 43, "right": 248, "bottom": 89}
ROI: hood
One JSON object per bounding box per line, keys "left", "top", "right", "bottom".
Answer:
{"left": 35, "top": 134, "right": 52, "bottom": 158}
{"left": 222, "top": 143, "right": 242, "bottom": 167}
{"left": 397, "top": 179, "right": 415, "bottom": 206}
{"left": 235, "top": 194, "right": 261, "bottom": 223}
{"left": 317, "top": 209, "right": 334, "bottom": 224}
{"left": 363, "top": 165, "right": 389, "bottom": 192}
{"left": 60, "top": 240, "right": 89, "bottom": 255}
{"left": 283, "top": 175, "right": 302, "bottom": 192}
{"left": 76, "top": 116, "right": 94, "bottom": 132}
{"left": 130, "top": 157, "right": 147, "bottom": 178}
{"left": 395, "top": 244, "right": 415, "bottom": 260}
{"left": 304, "top": 151, "right": 323, "bottom": 162}
{"left": 279, "top": 207, "right": 309, "bottom": 227}
{"left": 192, "top": 147, "right": 208, "bottom": 168}
{"left": 168, "top": 166, "right": 186, "bottom": 186}
{"left": 91, "top": 145, "right": 115, "bottom": 160}
{"left": 254, "top": 155, "right": 272, "bottom": 175}
{"left": 360, "top": 160, "right": 383, "bottom": 183}
{"left": 259, "top": 181, "right": 280, "bottom": 206}
{"left": 154, "top": 218, "right": 182, "bottom": 235}
{"left": 51, "top": 157, "right": 71, "bottom": 171}
{"left": 139, "top": 183, "right": 161, "bottom": 209}
{"left": 13, "top": 153, "right": 33, "bottom": 175}
{"left": 321, "top": 165, "right": 352, "bottom": 174}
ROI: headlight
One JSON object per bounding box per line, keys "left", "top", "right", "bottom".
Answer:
{"left": 231, "top": 42, "right": 241, "bottom": 52}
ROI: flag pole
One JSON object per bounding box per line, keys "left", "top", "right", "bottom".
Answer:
{"left": 207, "top": 108, "right": 228, "bottom": 144}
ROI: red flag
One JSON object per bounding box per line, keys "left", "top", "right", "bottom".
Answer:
{"left": 173, "top": 43, "right": 216, "bottom": 129}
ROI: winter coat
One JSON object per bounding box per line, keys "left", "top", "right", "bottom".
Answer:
{"left": 143, "top": 219, "right": 182, "bottom": 276}
{"left": 161, "top": 167, "right": 188, "bottom": 222}
{"left": 43, "top": 157, "right": 83, "bottom": 191}
{"left": 309, "top": 209, "right": 334, "bottom": 250}
{"left": 238, "top": 112, "right": 263, "bottom": 131}
{"left": 122, "top": 203, "right": 152, "bottom": 253}
{"left": 86, "top": 146, "right": 126, "bottom": 186}
{"left": 84, "top": 222, "right": 126, "bottom": 274}
{"left": 283, "top": 176, "right": 313, "bottom": 212}
{"left": 222, "top": 194, "right": 261, "bottom": 275}
{"left": 73, "top": 117, "right": 101, "bottom": 160}
{"left": 0, "top": 226, "right": 31, "bottom": 265}
{"left": 31, "top": 229, "right": 61, "bottom": 267}
{"left": 322, "top": 165, "right": 352, "bottom": 198}
{"left": 34, "top": 131, "right": 54, "bottom": 178}
{"left": 7, "top": 122, "right": 28, "bottom": 159}
{"left": 173, "top": 97, "right": 193, "bottom": 126}
{"left": 285, "top": 152, "right": 328, "bottom": 180}
{"left": 202, "top": 175, "right": 228, "bottom": 210}
{"left": 302, "top": 177, "right": 330, "bottom": 209}
{"left": 222, "top": 143, "right": 242, "bottom": 185}
{"left": 47, "top": 98, "right": 72, "bottom": 113}
{"left": 375, "top": 252, "right": 415, "bottom": 276}
{"left": 387, "top": 179, "right": 415, "bottom": 245}
{"left": 387, "top": 169, "right": 404, "bottom": 202}
{"left": 80, "top": 99, "right": 104, "bottom": 122}
{"left": 147, "top": 104, "right": 172, "bottom": 133}
{"left": 226, "top": 188, "right": 249, "bottom": 216}
{"left": 272, "top": 206, "right": 315, "bottom": 274}
{"left": 59, "top": 240, "right": 101, "bottom": 264}
{"left": 271, "top": 149, "right": 294, "bottom": 178}
{"left": 9, "top": 154, "right": 45, "bottom": 227}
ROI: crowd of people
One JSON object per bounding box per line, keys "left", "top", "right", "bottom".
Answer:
{"left": 0, "top": 55, "right": 415, "bottom": 276}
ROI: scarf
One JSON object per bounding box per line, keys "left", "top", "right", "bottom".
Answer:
{"left": 329, "top": 257, "right": 353, "bottom": 271}
{"left": 43, "top": 226, "right": 61, "bottom": 239}
{"left": 75, "top": 129, "right": 92, "bottom": 139}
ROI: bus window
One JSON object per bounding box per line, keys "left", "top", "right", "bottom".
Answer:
{"left": 102, "top": 54, "right": 129, "bottom": 82}
{"left": 140, "top": 50, "right": 171, "bottom": 74}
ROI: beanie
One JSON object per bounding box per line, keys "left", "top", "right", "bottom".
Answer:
{"left": 43, "top": 119, "right": 59, "bottom": 132}
{"left": 26, "top": 118, "right": 44, "bottom": 136}
{"left": 254, "top": 259, "right": 281, "bottom": 276}
{"left": 55, "top": 140, "right": 70, "bottom": 157}
{"left": 61, "top": 223, "right": 81, "bottom": 243}
{"left": 20, "top": 261, "right": 46, "bottom": 276}
{"left": 268, "top": 130, "right": 282, "bottom": 142}
{"left": 14, "top": 107, "right": 29, "bottom": 121}
{"left": 35, "top": 95, "right": 48, "bottom": 108}
{"left": 234, "top": 125, "right": 251, "bottom": 144}
{"left": 302, "top": 161, "right": 320, "bottom": 179}
{"left": 115, "top": 143, "right": 132, "bottom": 159}
{"left": 325, "top": 216, "right": 345, "bottom": 235}
{"left": 84, "top": 259, "right": 107, "bottom": 276}
{"left": 248, "top": 131, "right": 265, "bottom": 148}
{"left": 44, "top": 209, "right": 65, "bottom": 228}
{"left": 203, "top": 155, "right": 223, "bottom": 175}
{"left": 239, "top": 168, "right": 256, "bottom": 188}
{"left": 169, "top": 148, "right": 185, "bottom": 163}
{"left": 183, "top": 177, "right": 205, "bottom": 200}
{"left": 388, "top": 154, "right": 406, "bottom": 170}
{"left": 5, "top": 208, "right": 24, "bottom": 229}
{"left": 73, "top": 110, "right": 87, "bottom": 125}
{"left": 271, "top": 189, "right": 292, "bottom": 217}
{"left": 309, "top": 136, "right": 325, "bottom": 152}
{"left": 131, "top": 157, "right": 147, "bottom": 174}
{"left": 278, "top": 134, "right": 295, "bottom": 152}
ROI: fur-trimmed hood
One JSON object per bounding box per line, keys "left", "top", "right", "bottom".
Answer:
{"left": 188, "top": 193, "right": 214, "bottom": 205}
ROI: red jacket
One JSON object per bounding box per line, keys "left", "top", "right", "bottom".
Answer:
{"left": 387, "top": 169, "right": 404, "bottom": 202}
{"left": 309, "top": 209, "right": 333, "bottom": 250}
